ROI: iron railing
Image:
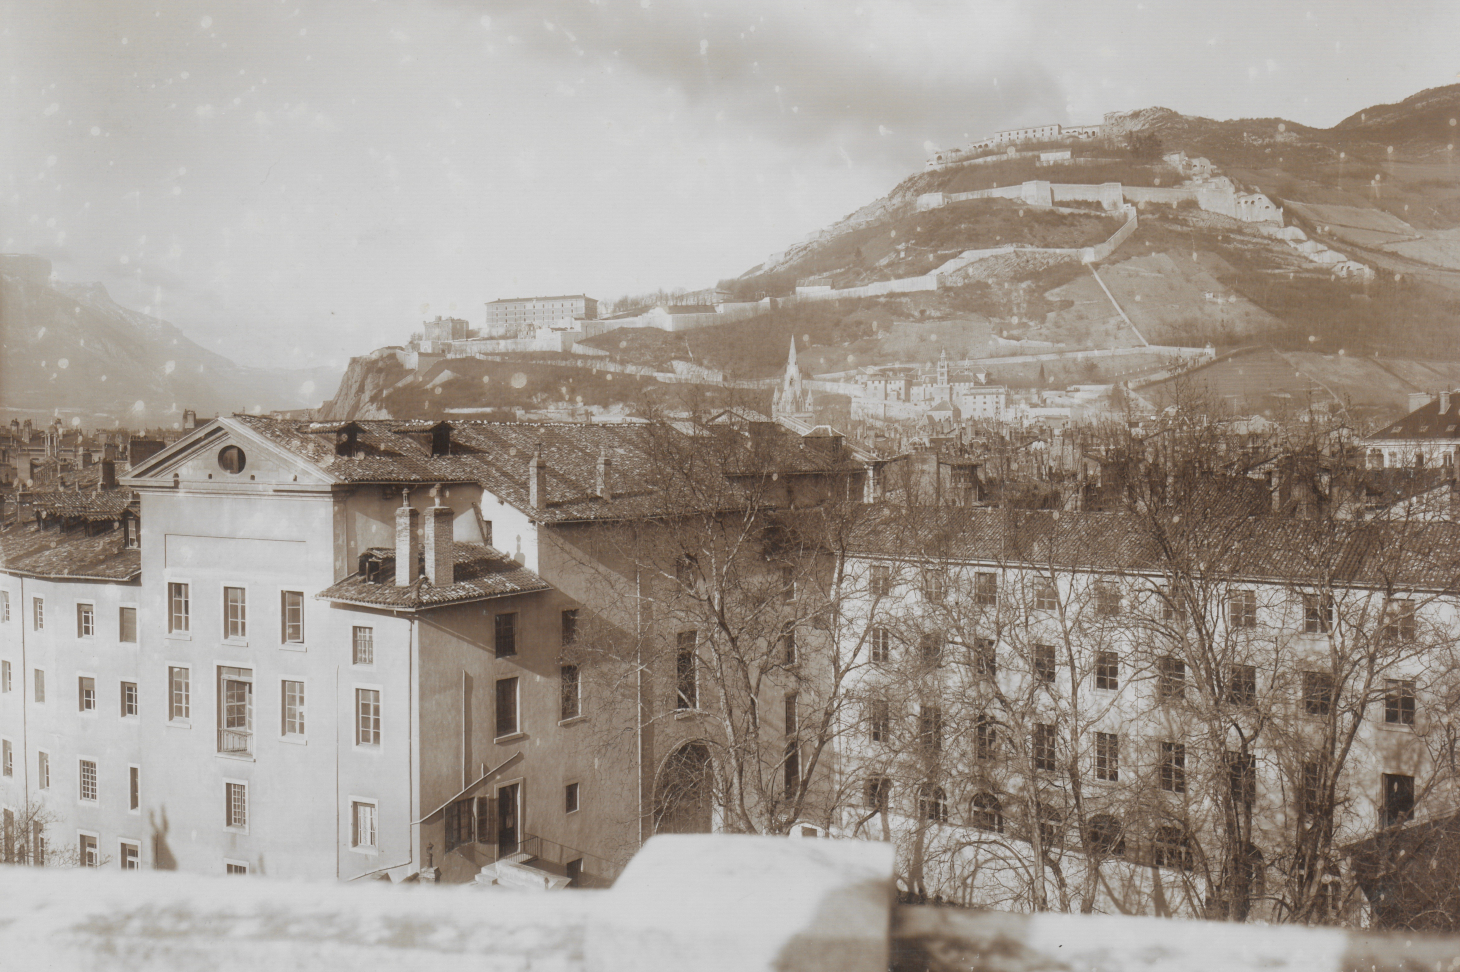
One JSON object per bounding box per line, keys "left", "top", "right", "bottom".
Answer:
{"left": 217, "top": 727, "right": 252, "bottom": 756}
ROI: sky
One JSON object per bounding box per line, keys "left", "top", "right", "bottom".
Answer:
{"left": 3, "top": 0, "right": 1459, "bottom": 374}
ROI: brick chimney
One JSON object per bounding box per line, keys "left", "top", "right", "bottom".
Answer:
{"left": 596, "top": 446, "right": 612, "bottom": 500}
{"left": 424, "top": 484, "right": 454, "bottom": 587}
{"left": 100, "top": 459, "right": 116, "bottom": 490}
{"left": 1443, "top": 391, "right": 1452, "bottom": 415}
{"left": 395, "top": 489, "right": 421, "bottom": 586}
{"left": 529, "top": 446, "right": 548, "bottom": 510}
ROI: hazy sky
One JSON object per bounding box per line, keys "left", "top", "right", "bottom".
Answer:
{"left": 4, "top": 0, "right": 1458, "bottom": 372}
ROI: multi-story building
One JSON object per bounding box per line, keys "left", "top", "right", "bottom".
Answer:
{"left": 1365, "top": 391, "right": 1460, "bottom": 471}
{"left": 484, "top": 296, "right": 598, "bottom": 338}
{"left": 833, "top": 507, "right": 1460, "bottom": 918}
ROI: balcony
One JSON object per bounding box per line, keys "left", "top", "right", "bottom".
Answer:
{"left": 217, "top": 727, "right": 253, "bottom": 757}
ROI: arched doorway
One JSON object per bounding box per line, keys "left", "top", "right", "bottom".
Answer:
{"left": 653, "top": 742, "right": 713, "bottom": 834}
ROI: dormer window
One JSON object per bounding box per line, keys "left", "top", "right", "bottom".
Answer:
{"left": 122, "top": 510, "right": 140, "bottom": 549}
{"left": 334, "top": 423, "right": 362, "bottom": 458}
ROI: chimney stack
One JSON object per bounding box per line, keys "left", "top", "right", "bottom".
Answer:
{"left": 424, "top": 484, "right": 454, "bottom": 587}
{"left": 183, "top": 409, "right": 197, "bottom": 430}
{"left": 395, "top": 489, "right": 421, "bottom": 587}
{"left": 101, "top": 459, "right": 116, "bottom": 490}
{"left": 529, "top": 446, "right": 548, "bottom": 509}
{"left": 596, "top": 446, "right": 612, "bottom": 500}
{"left": 1443, "top": 392, "right": 1452, "bottom": 415}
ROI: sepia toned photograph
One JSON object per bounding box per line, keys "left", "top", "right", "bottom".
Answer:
{"left": 5, "top": 2, "right": 1460, "bottom": 969}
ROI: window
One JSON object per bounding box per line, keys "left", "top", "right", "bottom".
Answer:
{"left": 1037, "top": 803, "right": 1064, "bottom": 848}
{"left": 1226, "top": 664, "right": 1257, "bottom": 706}
{"left": 1033, "top": 644, "right": 1057, "bottom": 684}
{"left": 1302, "top": 670, "right": 1334, "bottom": 716}
{"left": 168, "top": 667, "right": 190, "bottom": 721}
{"left": 217, "top": 667, "right": 254, "bottom": 755}
{"left": 352, "top": 626, "right": 374, "bottom": 666}
{"left": 78, "top": 676, "right": 95, "bottom": 712}
{"left": 918, "top": 704, "right": 944, "bottom": 752}
{"left": 918, "top": 785, "right": 948, "bottom": 823}
{"left": 1303, "top": 593, "right": 1334, "bottom": 634}
{"left": 120, "top": 841, "right": 140, "bottom": 870}
{"left": 918, "top": 631, "right": 944, "bottom": 667}
{"left": 973, "top": 571, "right": 998, "bottom": 607}
{"left": 168, "top": 583, "right": 189, "bottom": 633}
{"left": 1033, "top": 723, "right": 1057, "bottom": 772}
{"left": 1034, "top": 581, "right": 1058, "bottom": 612}
{"left": 1, "top": 661, "right": 10, "bottom": 693}
{"left": 560, "top": 665, "right": 581, "bottom": 721}
{"left": 77, "top": 603, "right": 94, "bottom": 638}
{"left": 1095, "top": 650, "right": 1119, "bottom": 690}
{"left": 119, "top": 607, "right": 137, "bottom": 644}
{"left": 921, "top": 569, "right": 945, "bottom": 604}
{"left": 32, "top": 596, "right": 43, "bottom": 631}
{"left": 781, "top": 624, "right": 797, "bottom": 666}
{"left": 494, "top": 612, "right": 517, "bottom": 657}
{"left": 280, "top": 591, "right": 304, "bottom": 644}
{"left": 0, "top": 590, "right": 7, "bottom": 622}
{"left": 224, "top": 587, "right": 247, "bottom": 639}
{"left": 565, "top": 782, "right": 580, "bottom": 814}
{"left": 79, "top": 833, "right": 99, "bottom": 867}
{"left": 675, "top": 631, "right": 697, "bottom": 710}
{"left": 1159, "top": 741, "right": 1186, "bottom": 793}
{"left": 130, "top": 766, "right": 140, "bottom": 811}
{"left": 869, "top": 626, "right": 891, "bottom": 664}
{"left": 1229, "top": 589, "right": 1257, "bottom": 629}
{"left": 1161, "top": 589, "right": 1187, "bottom": 624}
{"left": 33, "top": 669, "right": 45, "bottom": 704}
{"left": 975, "top": 715, "right": 997, "bottom": 760}
{"left": 869, "top": 565, "right": 892, "bottom": 598}
{"left": 1383, "top": 599, "right": 1417, "bottom": 642}
{"left": 1300, "top": 762, "right": 1324, "bottom": 819}
{"left": 561, "top": 609, "right": 579, "bottom": 645}
{"left": 356, "top": 688, "right": 382, "bottom": 746}
{"left": 1226, "top": 751, "right": 1256, "bottom": 809}
{"left": 282, "top": 680, "right": 305, "bottom": 737}
{"left": 1095, "top": 731, "right": 1119, "bottom": 781}
{"left": 780, "top": 565, "right": 796, "bottom": 603}
{"left": 1095, "top": 584, "right": 1122, "bottom": 617}
{"left": 970, "top": 792, "right": 1003, "bottom": 832}
{"left": 1, "top": 739, "right": 10, "bottom": 777}
{"left": 1152, "top": 826, "right": 1193, "bottom": 870}
{"left": 495, "top": 677, "right": 519, "bottom": 737}
{"left": 1383, "top": 773, "right": 1415, "bottom": 828}
{"left": 1086, "top": 815, "right": 1125, "bottom": 857}
{"left": 868, "top": 699, "right": 890, "bottom": 743}
{"left": 79, "top": 759, "right": 98, "bottom": 802}
{"left": 972, "top": 638, "right": 997, "bottom": 679}
{"left": 225, "top": 781, "right": 248, "bottom": 829}
{"left": 864, "top": 776, "right": 891, "bottom": 812}
{"left": 38, "top": 752, "right": 49, "bottom": 790}
{"left": 1157, "top": 656, "right": 1185, "bottom": 703}
{"left": 117, "top": 680, "right": 137, "bottom": 718}
{"left": 352, "top": 801, "right": 377, "bottom": 849}
{"left": 675, "top": 555, "right": 698, "bottom": 589}
{"left": 1385, "top": 679, "right": 1416, "bottom": 726}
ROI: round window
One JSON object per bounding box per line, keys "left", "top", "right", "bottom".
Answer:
{"left": 218, "top": 445, "right": 247, "bottom": 474}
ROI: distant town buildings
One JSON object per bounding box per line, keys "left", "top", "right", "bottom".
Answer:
{"left": 485, "top": 295, "right": 598, "bottom": 339}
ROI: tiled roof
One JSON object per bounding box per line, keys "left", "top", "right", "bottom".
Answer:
{"left": 233, "top": 416, "right": 861, "bottom": 523}
{"left": 847, "top": 507, "right": 1460, "bottom": 592}
{"left": 316, "top": 542, "right": 550, "bottom": 611}
{"left": 30, "top": 488, "right": 134, "bottom": 522}
{"left": 0, "top": 521, "right": 140, "bottom": 582}
{"left": 1371, "top": 397, "right": 1460, "bottom": 441}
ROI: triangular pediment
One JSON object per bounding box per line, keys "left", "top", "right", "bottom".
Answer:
{"left": 121, "top": 418, "right": 336, "bottom": 488}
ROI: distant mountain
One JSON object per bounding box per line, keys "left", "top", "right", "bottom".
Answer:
{"left": 0, "top": 255, "right": 341, "bottom": 427}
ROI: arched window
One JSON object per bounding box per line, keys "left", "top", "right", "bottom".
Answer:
{"left": 970, "top": 792, "right": 1003, "bottom": 833}
{"left": 1034, "top": 801, "right": 1064, "bottom": 848}
{"left": 1152, "top": 825, "right": 1193, "bottom": 870}
{"left": 1085, "top": 814, "right": 1125, "bottom": 857}
{"left": 918, "top": 785, "right": 948, "bottom": 823}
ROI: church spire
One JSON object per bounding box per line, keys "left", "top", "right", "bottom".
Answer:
{"left": 787, "top": 334, "right": 797, "bottom": 372}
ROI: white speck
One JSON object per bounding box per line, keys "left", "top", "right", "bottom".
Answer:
{"left": 480, "top": 14, "right": 491, "bottom": 27}
{"left": 196, "top": 104, "right": 214, "bottom": 117}
{"left": 181, "top": 71, "right": 189, "bottom": 80}
{"left": 201, "top": 15, "right": 212, "bottom": 27}
{"left": 90, "top": 126, "right": 100, "bottom": 136}
{"left": 299, "top": 380, "right": 315, "bottom": 395}
{"left": 119, "top": 255, "right": 129, "bottom": 265}
{"left": 164, "top": 360, "right": 176, "bottom": 374}
{"left": 43, "top": 103, "right": 59, "bottom": 116}
{"left": 57, "top": 358, "right": 68, "bottom": 369}
{"left": 699, "top": 39, "right": 708, "bottom": 55}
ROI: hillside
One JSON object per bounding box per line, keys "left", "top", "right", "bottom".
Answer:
{"left": 0, "top": 255, "right": 341, "bottom": 428}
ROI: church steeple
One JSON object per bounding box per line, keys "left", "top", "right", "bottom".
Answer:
{"left": 787, "top": 334, "right": 798, "bottom": 372}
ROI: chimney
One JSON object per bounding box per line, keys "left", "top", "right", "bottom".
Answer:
{"left": 1409, "top": 392, "right": 1434, "bottom": 413}
{"left": 81, "top": 449, "right": 92, "bottom": 468}
{"left": 183, "top": 409, "right": 197, "bottom": 430}
{"left": 101, "top": 459, "right": 117, "bottom": 490}
{"left": 1443, "top": 392, "right": 1452, "bottom": 415}
{"left": 430, "top": 422, "right": 452, "bottom": 457}
{"left": 529, "top": 446, "right": 548, "bottom": 509}
{"left": 395, "top": 490, "right": 421, "bottom": 587}
{"left": 424, "top": 484, "right": 454, "bottom": 587}
{"left": 596, "top": 446, "right": 612, "bottom": 500}
{"left": 103, "top": 442, "right": 117, "bottom": 462}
